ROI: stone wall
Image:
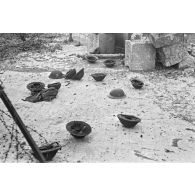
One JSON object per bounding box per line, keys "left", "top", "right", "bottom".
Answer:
{"left": 149, "top": 33, "right": 187, "bottom": 67}
{"left": 72, "top": 33, "right": 129, "bottom": 54}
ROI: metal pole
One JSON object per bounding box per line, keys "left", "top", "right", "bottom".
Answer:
{"left": 0, "top": 85, "right": 46, "bottom": 163}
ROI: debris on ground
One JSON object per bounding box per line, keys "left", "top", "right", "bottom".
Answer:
{"left": 23, "top": 83, "right": 60, "bottom": 103}
{"left": 47, "top": 82, "right": 61, "bottom": 90}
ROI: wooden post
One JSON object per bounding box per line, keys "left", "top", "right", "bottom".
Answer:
{"left": 0, "top": 85, "right": 46, "bottom": 163}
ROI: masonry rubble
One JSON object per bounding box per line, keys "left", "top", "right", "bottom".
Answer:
{"left": 74, "top": 33, "right": 195, "bottom": 70}
{"left": 149, "top": 33, "right": 195, "bottom": 69}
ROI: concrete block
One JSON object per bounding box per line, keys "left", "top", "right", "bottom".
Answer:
{"left": 149, "top": 33, "right": 184, "bottom": 48}
{"left": 99, "top": 33, "right": 115, "bottom": 54}
{"left": 157, "top": 43, "right": 185, "bottom": 67}
{"left": 125, "top": 40, "right": 156, "bottom": 71}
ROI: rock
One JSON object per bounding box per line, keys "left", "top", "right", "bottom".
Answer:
{"left": 149, "top": 33, "right": 184, "bottom": 48}
{"left": 179, "top": 54, "right": 195, "bottom": 69}
{"left": 182, "top": 67, "right": 195, "bottom": 76}
{"left": 99, "top": 33, "right": 115, "bottom": 54}
{"left": 156, "top": 43, "right": 186, "bottom": 67}
{"left": 125, "top": 40, "right": 156, "bottom": 71}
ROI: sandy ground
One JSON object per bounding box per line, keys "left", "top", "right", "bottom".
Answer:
{"left": 0, "top": 38, "right": 195, "bottom": 163}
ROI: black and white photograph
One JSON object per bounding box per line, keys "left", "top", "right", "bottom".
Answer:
{"left": 0, "top": 33, "right": 195, "bottom": 163}
{"left": 1, "top": 1, "right": 195, "bottom": 195}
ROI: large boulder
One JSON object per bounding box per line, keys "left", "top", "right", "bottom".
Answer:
{"left": 156, "top": 43, "right": 186, "bottom": 67}
{"left": 149, "top": 33, "right": 184, "bottom": 48}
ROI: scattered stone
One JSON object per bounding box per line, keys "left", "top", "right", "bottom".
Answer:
{"left": 179, "top": 54, "right": 195, "bottom": 69}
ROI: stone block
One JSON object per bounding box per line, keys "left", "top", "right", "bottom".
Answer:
{"left": 125, "top": 40, "right": 156, "bottom": 71}
{"left": 99, "top": 33, "right": 115, "bottom": 54}
{"left": 149, "top": 33, "right": 184, "bottom": 48}
{"left": 156, "top": 43, "right": 185, "bottom": 67}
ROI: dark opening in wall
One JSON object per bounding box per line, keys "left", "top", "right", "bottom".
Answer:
{"left": 114, "top": 33, "right": 131, "bottom": 54}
